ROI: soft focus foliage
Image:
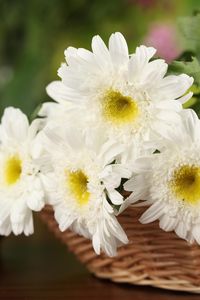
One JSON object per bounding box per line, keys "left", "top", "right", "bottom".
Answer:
{"left": 0, "top": 0, "right": 200, "bottom": 117}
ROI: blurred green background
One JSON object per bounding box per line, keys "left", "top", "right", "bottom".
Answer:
{"left": 0, "top": 0, "right": 200, "bottom": 118}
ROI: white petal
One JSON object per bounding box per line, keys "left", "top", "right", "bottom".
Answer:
{"left": 132, "top": 157, "right": 153, "bottom": 173}
{"left": 56, "top": 211, "right": 75, "bottom": 232}
{"left": 108, "top": 215, "right": 128, "bottom": 244}
{"left": 1, "top": 107, "right": 29, "bottom": 143}
{"left": 109, "top": 32, "right": 129, "bottom": 66}
{"left": 156, "top": 110, "right": 181, "bottom": 123}
{"left": 154, "top": 74, "right": 193, "bottom": 101}
{"left": 26, "top": 190, "right": 44, "bottom": 212}
{"left": 135, "top": 45, "right": 156, "bottom": 66}
{"left": 110, "top": 164, "right": 132, "bottom": 179}
{"left": 23, "top": 211, "right": 34, "bottom": 236}
{"left": 25, "top": 175, "right": 45, "bottom": 211}
{"left": 10, "top": 197, "right": 27, "bottom": 224}
{"left": 140, "top": 201, "right": 165, "bottom": 224}
{"left": 103, "top": 196, "right": 114, "bottom": 214}
{"left": 59, "top": 218, "right": 75, "bottom": 232}
{"left": 63, "top": 47, "right": 101, "bottom": 81}
{"left": 107, "top": 189, "right": 123, "bottom": 205}
{"left": 142, "top": 59, "right": 167, "bottom": 86}
{"left": 116, "top": 196, "right": 136, "bottom": 215}
{"left": 12, "top": 222, "right": 24, "bottom": 235}
{"left": 38, "top": 102, "right": 61, "bottom": 117}
{"left": 72, "top": 220, "right": 90, "bottom": 239}
{"left": 123, "top": 177, "right": 135, "bottom": 192}
{"left": 64, "top": 46, "right": 78, "bottom": 60}
{"left": 178, "top": 91, "right": 193, "bottom": 104}
{"left": 30, "top": 131, "right": 46, "bottom": 159}
{"left": 159, "top": 214, "right": 177, "bottom": 232}
{"left": 92, "top": 228, "right": 101, "bottom": 255}
{"left": 28, "top": 118, "right": 43, "bottom": 141}
{"left": 181, "top": 109, "right": 200, "bottom": 142}
{"left": 40, "top": 173, "right": 58, "bottom": 205}
{"left": 128, "top": 45, "right": 156, "bottom": 82}
{"left": 99, "top": 140, "right": 124, "bottom": 166}
{"left": 153, "top": 120, "right": 187, "bottom": 146}
{"left": 123, "top": 176, "right": 149, "bottom": 202}
{"left": 103, "top": 241, "right": 117, "bottom": 257}
{"left": 46, "top": 81, "right": 78, "bottom": 103}
{"left": 0, "top": 198, "right": 13, "bottom": 226}
{"left": 0, "top": 218, "right": 12, "bottom": 236}
{"left": 77, "top": 48, "right": 96, "bottom": 63}
{"left": 103, "top": 174, "right": 121, "bottom": 190}
{"left": 175, "top": 221, "right": 188, "bottom": 240}
{"left": 64, "top": 126, "right": 85, "bottom": 151}
{"left": 92, "top": 35, "right": 111, "bottom": 66}
{"left": 155, "top": 100, "right": 182, "bottom": 112}
{"left": 11, "top": 206, "right": 33, "bottom": 236}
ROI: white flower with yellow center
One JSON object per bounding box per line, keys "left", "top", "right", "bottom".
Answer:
{"left": 40, "top": 127, "right": 130, "bottom": 256}
{"left": 0, "top": 107, "right": 45, "bottom": 236}
{"left": 45, "top": 32, "right": 193, "bottom": 144}
{"left": 124, "top": 109, "right": 200, "bottom": 244}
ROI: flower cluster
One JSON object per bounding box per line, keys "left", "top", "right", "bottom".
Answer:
{"left": 2, "top": 32, "right": 200, "bottom": 257}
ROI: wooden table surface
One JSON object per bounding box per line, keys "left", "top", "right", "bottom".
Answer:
{"left": 0, "top": 217, "right": 199, "bottom": 300}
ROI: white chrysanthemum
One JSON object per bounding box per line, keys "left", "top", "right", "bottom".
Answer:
{"left": 0, "top": 107, "right": 45, "bottom": 236}
{"left": 45, "top": 32, "right": 193, "bottom": 144}
{"left": 40, "top": 126, "right": 130, "bottom": 256}
{"left": 125, "top": 109, "right": 200, "bottom": 244}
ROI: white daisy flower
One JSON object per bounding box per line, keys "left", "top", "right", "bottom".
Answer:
{"left": 40, "top": 126, "right": 130, "bottom": 256}
{"left": 0, "top": 107, "right": 45, "bottom": 236}
{"left": 45, "top": 32, "right": 193, "bottom": 144}
{"left": 124, "top": 109, "right": 200, "bottom": 244}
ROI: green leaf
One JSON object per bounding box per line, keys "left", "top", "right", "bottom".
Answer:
{"left": 169, "top": 57, "right": 200, "bottom": 86}
{"left": 178, "top": 14, "right": 200, "bottom": 54}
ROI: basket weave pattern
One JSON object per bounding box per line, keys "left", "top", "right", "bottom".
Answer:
{"left": 39, "top": 205, "right": 200, "bottom": 293}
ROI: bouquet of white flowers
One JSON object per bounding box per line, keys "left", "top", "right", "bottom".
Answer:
{"left": 3, "top": 16, "right": 200, "bottom": 291}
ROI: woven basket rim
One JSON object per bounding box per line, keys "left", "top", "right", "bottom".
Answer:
{"left": 39, "top": 204, "right": 200, "bottom": 294}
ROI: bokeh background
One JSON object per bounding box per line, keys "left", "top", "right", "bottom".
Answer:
{"left": 0, "top": 0, "right": 200, "bottom": 118}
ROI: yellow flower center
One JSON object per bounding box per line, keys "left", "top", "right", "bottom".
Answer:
{"left": 67, "top": 170, "right": 90, "bottom": 206}
{"left": 170, "top": 165, "right": 200, "bottom": 204}
{"left": 4, "top": 156, "right": 22, "bottom": 186}
{"left": 102, "top": 90, "right": 139, "bottom": 125}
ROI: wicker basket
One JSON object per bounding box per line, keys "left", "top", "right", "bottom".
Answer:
{"left": 39, "top": 205, "right": 200, "bottom": 293}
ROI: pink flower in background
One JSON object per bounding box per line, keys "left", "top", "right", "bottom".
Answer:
{"left": 144, "top": 23, "right": 182, "bottom": 62}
